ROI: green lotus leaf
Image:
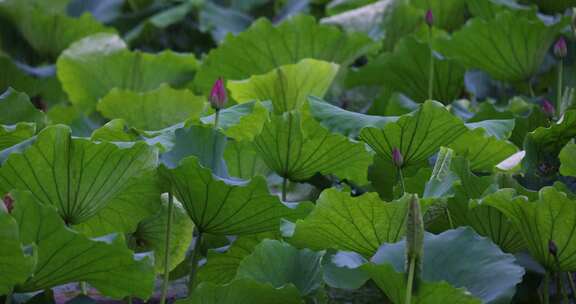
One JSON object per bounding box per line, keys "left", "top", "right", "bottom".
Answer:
{"left": 160, "top": 156, "right": 298, "bottom": 235}
{"left": 307, "top": 96, "right": 397, "bottom": 138}
{"left": 449, "top": 128, "right": 518, "bottom": 172}
{"left": 174, "top": 279, "right": 302, "bottom": 304}
{"left": 254, "top": 110, "right": 373, "bottom": 184}
{"left": 465, "top": 119, "right": 515, "bottom": 140}
{"left": 160, "top": 124, "right": 228, "bottom": 177}
{"left": 128, "top": 194, "right": 194, "bottom": 273}
{"left": 523, "top": 110, "right": 576, "bottom": 177}
{"left": 484, "top": 187, "right": 576, "bottom": 271}
{"left": 467, "top": 0, "right": 528, "bottom": 19}
{"left": 369, "top": 227, "right": 524, "bottom": 303}
{"left": 224, "top": 140, "right": 269, "bottom": 179}
{"left": 90, "top": 119, "right": 140, "bottom": 143}
{"left": 411, "top": 0, "right": 467, "bottom": 31}
{"left": 353, "top": 36, "right": 465, "bottom": 104}
{"left": 0, "top": 88, "right": 44, "bottom": 126}
{"left": 291, "top": 189, "right": 424, "bottom": 257}
{"left": 194, "top": 15, "right": 378, "bottom": 93}
{"left": 0, "top": 1, "right": 115, "bottom": 59}
{"left": 197, "top": 232, "right": 276, "bottom": 285}
{"left": 519, "top": 0, "right": 576, "bottom": 13}
{"left": 560, "top": 143, "right": 576, "bottom": 177}
{"left": 360, "top": 100, "right": 467, "bottom": 168}
{"left": 321, "top": 1, "right": 388, "bottom": 40}
{"left": 74, "top": 170, "right": 161, "bottom": 237}
{"left": 0, "top": 125, "right": 159, "bottom": 230}
{"left": 434, "top": 11, "right": 567, "bottom": 82}
{"left": 448, "top": 157, "right": 525, "bottom": 253}
{"left": 363, "top": 263, "right": 481, "bottom": 304}
{"left": 0, "top": 206, "right": 35, "bottom": 295}
{"left": 0, "top": 123, "right": 35, "bottom": 151}
{"left": 235, "top": 239, "right": 324, "bottom": 296}
{"left": 423, "top": 147, "right": 458, "bottom": 199}
{"left": 10, "top": 190, "right": 155, "bottom": 298}
{"left": 201, "top": 101, "right": 270, "bottom": 142}
{"left": 97, "top": 84, "right": 206, "bottom": 131}
{"left": 227, "top": 59, "right": 339, "bottom": 113}
{"left": 57, "top": 33, "right": 198, "bottom": 112}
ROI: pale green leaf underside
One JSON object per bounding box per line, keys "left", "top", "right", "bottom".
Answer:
{"left": 0, "top": 88, "right": 44, "bottom": 126}
{"left": 0, "top": 210, "right": 35, "bottom": 294}
{"left": 197, "top": 232, "right": 275, "bottom": 285}
{"left": 291, "top": 189, "right": 414, "bottom": 257}
{"left": 434, "top": 10, "right": 566, "bottom": 82}
{"left": 363, "top": 263, "right": 481, "bottom": 304}
{"left": 560, "top": 143, "right": 576, "bottom": 177}
{"left": 0, "top": 125, "right": 158, "bottom": 227}
{"left": 484, "top": 188, "right": 576, "bottom": 271}
{"left": 235, "top": 239, "right": 324, "bottom": 296}
{"left": 360, "top": 100, "right": 467, "bottom": 167}
{"left": 130, "top": 196, "right": 194, "bottom": 273}
{"left": 175, "top": 279, "right": 302, "bottom": 304}
{"left": 0, "top": 123, "right": 35, "bottom": 151}
{"left": 224, "top": 140, "right": 269, "bottom": 180}
{"left": 227, "top": 59, "right": 339, "bottom": 113}
{"left": 97, "top": 84, "right": 206, "bottom": 131}
{"left": 12, "top": 191, "right": 155, "bottom": 298}
{"left": 254, "top": 110, "right": 373, "bottom": 184}
{"left": 194, "top": 15, "right": 378, "bottom": 93}
{"left": 449, "top": 128, "right": 518, "bottom": 172}
{"left": 161, "top": 156, "right": 297, "bottom": 235}
{"left": 57, "top": 33, "right": 198, "bottom": 112}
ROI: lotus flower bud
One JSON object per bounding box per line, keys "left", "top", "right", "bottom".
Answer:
{"left": 2, "top": 194, "right": 14, "bottom": 213}
{"left": 425, "top": 9, "right": 433, "bottom": 27}
{"left": 209, "top": 77, "right": 227, "bottom": 110}
{"left": 406, "top": 195, "right": 424, "bottom": 261}
{"left": 392, "top": 148, "right": 404, "bottom": 168}
{"left": 542, "top": 99, "right": 555, "bottom": 117}
{"left": 554, "top": 37, "right": 567, "bottom": 59}
{"left": 548, "top": 240, "right": 558, "bottom": 257}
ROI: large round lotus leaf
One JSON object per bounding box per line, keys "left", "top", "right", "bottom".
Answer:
{"left": 371, "top": 227, "right": 525, "bottom": 304}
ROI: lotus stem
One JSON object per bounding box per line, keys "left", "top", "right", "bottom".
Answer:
{"left": 445, "top": 208, "right": 454, "bottom": 229}
{"left": 125, "top": 296, "right": 133, "bottom": 304}
{"left": 528, "top": 80, "right": 536, "bottom": 98}
{"left": 557, "top": 272, "right": 569, "bottom": 304}
{"left": 188, "top": 231, "right": 204, "bottom": 295}
{"left": 558, "top": 59, "right": 564, "bottom": 108}
{"left": 567, "top": 272, "right": 576, "bottom": 302}
{"left": 405, "top": 257, "right": 416, "bottom": 304}
{"left": 543, "top": 272, "right": 550, "bottom": 304}
{"left": 397, "top": 167, "right": 406, "bottom": 196}
{"left": 6, "top": 288, "right": 12, "bottom": 304}
{"left": 160, "top": 192, "right": 175, "bottom": 304}
{"left": 427, "top": 27, "right": 435, "bottom": 101}
{"left": 80, "top": 281, "right": 87, "bottom": 295}
{"left": 282, "top": 177, "right": 288, "bottom": 201}
{"left": 214, "top": 109, "right": 220, "bottom": 129}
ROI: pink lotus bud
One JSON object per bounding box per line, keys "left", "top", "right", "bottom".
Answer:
{"left": 2, "top": 194, "right": 14, "bottom": 213}
{"left": 392, "top": 148, "right": 404, "bottom": 168}
{"left": 209, "top": 77, "right": 227, "bottom": 110}
{"left": 542, "top": 99, "right": 555, "bottom": 117}
{"left": 548, "top": 240, "right": 558, "bottom": 257}
{"left": 554, "top": 37, "right": 567, "bottom": 59}
{"left": 425, "top": 9, "right": 434, "bottom": 27}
